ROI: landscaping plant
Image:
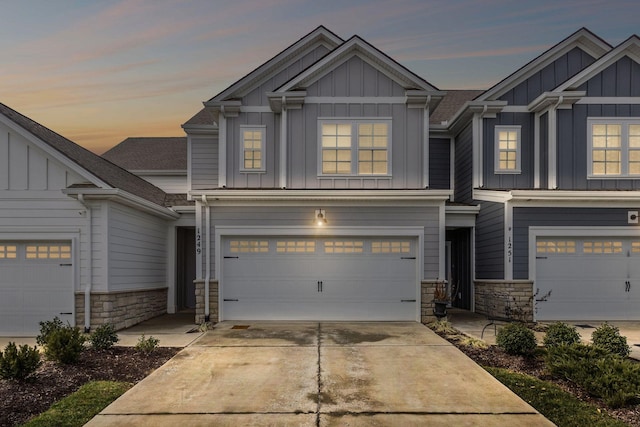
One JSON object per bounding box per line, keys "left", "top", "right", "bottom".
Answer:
{"left": 89, "top": 324, "right": 119, "bottom": 350}
{"left": 135, "top": 334, "right": 160, "bottom": 355}
{"left": 0, "top": 342, "right": 41, "bottom": 380}
{"left": 543, "top": 321, "right": 581, "bottom": 348}
{"left": 44, "top": 325, "right": 86, "bottom": 364}
{"left": 591, "top": 323, "right": 630, "bottom": 357}
{"left": 36, "top": 316, "right": 64, "bottom": 347}
{"left": 496, "top": 322, "right": 537, "bottom": 356}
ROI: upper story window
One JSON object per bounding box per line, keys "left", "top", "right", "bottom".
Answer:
{"left": 588, "top": 118, "right": 640, "bottom": 178}
{"left": 319, "top": 119, "right": 391, "bottom": 176}
{"left": 494, "top": 126, "right": 521, "bottom": 174}
{"left": 240, "top": 125, "right": 266, "bottom": 172}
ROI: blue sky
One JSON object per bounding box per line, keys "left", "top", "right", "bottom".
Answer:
{"left": 0, "top": 0, "right": 638, "bottom": 153}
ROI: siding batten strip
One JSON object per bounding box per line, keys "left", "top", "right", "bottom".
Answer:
{"left": 280, "top": 105, "right": 287, "bottom": 188}
{"left": 218, "top": 116, "right": 227, "bottom": 188}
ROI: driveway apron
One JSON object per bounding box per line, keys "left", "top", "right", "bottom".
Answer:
{"left": 86, "top": 322, "right": 553, "bottom": 426}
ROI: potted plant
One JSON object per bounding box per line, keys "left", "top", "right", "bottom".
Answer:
{"left": 433, "top": 281, "right": 449, "bottom": 319}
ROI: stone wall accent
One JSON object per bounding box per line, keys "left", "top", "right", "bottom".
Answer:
{"left": 474, "top": 280, "right": 534, "bottom": 323}
{"left": 195, "top": 279, "right": 219, "bottom": 324}
{"left": 421, "top": 279, "right": 448, "bottom": 323}
{"left": 75, "top": 287, "right": 167, "bottom": 331}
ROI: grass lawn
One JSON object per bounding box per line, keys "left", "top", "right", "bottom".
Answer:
{"left": 22, "top": 381, "right": 131, "bottom": 427}
{"left": 485, "top": 367, "right": 628, "bottom": 427}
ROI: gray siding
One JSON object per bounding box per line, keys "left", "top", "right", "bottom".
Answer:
{"left": 483, "top": 113, "right": 535, "bottom": 189}
{"left": 475, "top": 201, "right": 504, "bottom": 279}
{"left": 580, "top": 56, "right": 640, "bottom": 97}
{"left": 209, "top": 205, "right": 440, "bottom": 279}
{"left": 513, "top": 207, "right": 634, "bottom": 279}
{"left": 454, "top": 124, "right": 473, "bottom": 203}
{"left": 191, "top": 136, "right": 218, "bottom": 190}
{"left": 500, "top": 47, "right": 596, "bottom": 104}
{"left": 429, "top": 138, "right": 450, "bottom": 189}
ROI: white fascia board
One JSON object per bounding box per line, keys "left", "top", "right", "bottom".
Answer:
{"left": 447, "top": 101, "right": 508, "bottom": 135}
{"left": 475, "top": 188, "right": 640, "bottom": 205}
{"left": 182, "top": 124, "right": 218, "bottom": 135}
{"left": 473, "top": 189, "right": 513, "bottom": 203}
{"left": 189, "top": 189, "right": 452, "bottom": 203}
{"left": 527, "top": 91, "right": 586, "bottom": 112}
{"left": 63, "top": 188, "right": 180, "bottom": 220}
{"left": 0, "top": 114, "right": 110, "bottom": 189}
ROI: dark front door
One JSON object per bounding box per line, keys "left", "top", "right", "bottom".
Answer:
{"left": 446, "top": 228, "right": 472, "bottom": 310}
{"left": 177, "top": 227, "right": 196, "bottom": 310}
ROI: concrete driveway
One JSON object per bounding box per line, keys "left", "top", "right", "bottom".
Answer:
{"left": 87, "top": 322, "right": 553, "bottom": 426}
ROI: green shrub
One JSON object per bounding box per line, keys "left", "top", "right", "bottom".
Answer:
{"left": 89, "top": 324, "right": 119, "bottom": 350}
{"left": 543, "top": 322, "right": 581, "bottom": 348}
{"left": 44, "top": 325, "right": 85, "bottom": 364}
{"left": 592, "top": 323, "right": 630, "bottom": 357}
{"left": 496, "top": 322, "right": 537, "bottom": 355}
{"left": 135, "top": 334, "right": 159, "bottom": 355}
{"left": 0, "top": 342, "right": 41, "bottom": 380}
{"left": 546, "top": 343, "right": 640, "bottom": 408}
{"left": 36, "top": 317, "right": 64, "bottom": 347}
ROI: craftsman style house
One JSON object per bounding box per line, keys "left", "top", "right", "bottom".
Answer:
{"left": 1, "top": 26, "right": 639, "bottom": 335}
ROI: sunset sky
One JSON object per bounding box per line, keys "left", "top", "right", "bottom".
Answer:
{"left": 1, "top": 0, "right": 638, "bottom": 154}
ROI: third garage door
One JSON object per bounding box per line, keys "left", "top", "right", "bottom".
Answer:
{"left": 221, "top": 237, "right": 418, "bottom": 321}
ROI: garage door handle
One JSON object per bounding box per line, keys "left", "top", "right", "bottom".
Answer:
{"left": 401, "top": 299, "right": 416, "bottom": 302}
{"left": 59, "top": 312, "right": 72, "bottom": 315}
{"left": 626, "top": 281, "right": 631, "bottom": 292}
{"left": 401, "top": 257, "right": 416, "bottom": 260}
{"left": 224, "top": 256, "right": 239, "bottom": 259}
{"left": 59, "top": 263, "right": 72, "bottom": 266}
{"left": 317, "top": 281, "right": 323, "bottom": 292}
{"left": 223, "top": 298, "right": 239, "bottom": 302}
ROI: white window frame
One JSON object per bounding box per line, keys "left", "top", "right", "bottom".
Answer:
{"left": 239, "top": 125, "right": 266, "bottom": 173}
{"left": 318, "top": 118, "right": 392, "bottom": 177}
{"left": 494, "top": 125, "right": 521, "bottom": 174}
{"left": 588, "top": 118, "right": 640, "bottom": 178}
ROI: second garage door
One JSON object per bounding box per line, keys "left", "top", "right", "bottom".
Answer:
{"left": 535, "top": 237, "right": 640, "bottom": 321}
{"left": 222, "top": 237, "right": 418, "bottom": 321}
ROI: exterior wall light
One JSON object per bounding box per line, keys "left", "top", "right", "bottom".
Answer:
{"left": 315, "top": 209, "right": 327, "bottom": 226}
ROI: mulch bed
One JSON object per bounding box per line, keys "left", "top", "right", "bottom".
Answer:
{"left": 0, "top": 347, "right": 180, "bottom": 427}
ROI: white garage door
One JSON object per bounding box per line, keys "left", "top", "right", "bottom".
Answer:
{"left": 222, "top": 237, "right": 418, "bottom": 321}
{"left": 535, "top": 237, "right": 640, "bottom": 320}
{"left": 0, "top": 242, "right": 74, "bottom": 335}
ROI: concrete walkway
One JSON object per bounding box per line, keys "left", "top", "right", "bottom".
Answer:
{"left": 86, "top": 321, "right": 553, "bottom": 426}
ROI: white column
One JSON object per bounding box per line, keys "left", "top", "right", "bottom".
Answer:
{"left": 280, "top": 104, "right": 288, "bottom": 188}
{"left": 423, "top": 106, "right": 430, "bottom": 188}
{"left": 218, "top": 115, "right": 227, "bottom": 188}
{"left": 548, "top": 108, "right": 557, "bottom": 189}
{"left": 504, "top": 202, "right": 513, "bottom": 280}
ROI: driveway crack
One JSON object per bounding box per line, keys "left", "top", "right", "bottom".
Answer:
{"left": 315, "top": 322, "right": 322, "bottom": 427}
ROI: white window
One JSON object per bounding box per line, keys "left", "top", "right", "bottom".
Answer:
{"left": 588, "top": 118, "right": 640, "bottom": 178}
{"left": 229, "top": 240, "right": 269, "bottom": 253}
{"left": 25, "top": 244, "right": 71, "bottom": 260}
{"left": 319, "top": 119, "right": 391, "bottom": 176}
{"left": 0, "top": 245, "right": 17, "bottom": 259}
{"left": 536, "top": 240, "right": 576, "bottom": 254}
{"left": 494, "top": 126, "right": 521, "bottom": 173}
{"left": 240, "top": 125, "right": 266, "bottom": 172}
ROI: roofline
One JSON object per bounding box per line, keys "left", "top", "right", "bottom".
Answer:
{"left": 63, "top": 188, "right": 180, "bottom": 220}
{"left": 189, "top": 189, "right": 452, "bottom": 203}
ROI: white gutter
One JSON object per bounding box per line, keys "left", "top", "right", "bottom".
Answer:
{"left": 77, "top": 194, "right": 92, "bottom": 333}
{"left": 62, "top": 188, "right": 179, "bottom": 220}
{"left": 202, "top": 195, "right": 211, "bottom": 322}
{"left": 188, "top": 189, "right": 453, "bottom": 202}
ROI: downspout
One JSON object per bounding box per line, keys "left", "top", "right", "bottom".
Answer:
{"left": 78, "top": 194, "right": 92, "bottom": 333}
{"left": 202, "top": 195, "right": 211, "bottom": 322}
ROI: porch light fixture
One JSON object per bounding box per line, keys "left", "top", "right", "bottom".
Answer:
{"left": 315, "top": 209, "right": 327, "bottom": 226}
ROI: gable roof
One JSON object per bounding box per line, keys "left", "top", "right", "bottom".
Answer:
{"left": 102, "top": 137, "right": 187, "bottom": 171}
{"left": 0, "top": 102, "right": 167, "bottom": 207}
{"left": 555, "top": 34, "right": 640, "bottom": 91}
{"left": 476, "top": 28, "right": 611, "bottom": 101}
{"left": 430, "top": 90, "right": 484, "bottom": 125}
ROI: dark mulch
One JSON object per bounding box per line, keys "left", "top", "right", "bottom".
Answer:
{"left": 436, "top": 329, "right": 640, "bottom": 427}
{"left": 0, "top": 347, "right": 180, "bottom": 427}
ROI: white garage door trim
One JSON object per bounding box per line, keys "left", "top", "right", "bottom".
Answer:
{"left": 0, "top": 233, "right": 78, "bottom": 336}
{"left": 215, "top": 226, "right": 425, "bottom": 321}
{"left": 530, "top": 226, "right": 640, "bottom": 321}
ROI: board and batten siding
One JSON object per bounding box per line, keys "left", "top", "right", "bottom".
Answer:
{"left": 107, "top": 203, "right": 168, "bottom": 291}
{"left": 579, "top": 56, "right": 640, "bottom": 97}
{"left": 208, "top": 205, "right": 440, "bottom": 280}
{"left": 454, "top": 124, "right": 473, "bottom": 203}
{"left": 190, "top": 136, "right": 218, "bottom": 190}
{"left": 474, "top": 201, "right": 504, "bottom": 279}
{"left": 429, "top": 138, "right": 450, "bottom": 189}
{"left": 499, "top": 47, "right": 596, "bottom": 104}
{"left": 512, "top": 207, "right": 635, "bottom": 279}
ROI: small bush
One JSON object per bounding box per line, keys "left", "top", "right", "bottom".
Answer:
{"left": 592, "top": 323, "right": 630, "bottom": 357}
{"left": 543, "top": 322, "right": 581, "bottom": 348}
{"left": 36, "top": 317, "right": 64, "bottom": 347}
{"left": 546, "top": 343, "right": 640, "bottom": 408}
{"left": 0, "top": 342, "right": 41, "bottom": 380}
{"left": 496, "top": 322, "right": 537, "bottom": 355}
{"left": 135, "top": 334, "right": 159, "bottom": 355}
{"left": 44, "top": 325, "right": 85, "bottom": 364}
{"left": 89, "top": 324, "right": 119, "bottom": 350}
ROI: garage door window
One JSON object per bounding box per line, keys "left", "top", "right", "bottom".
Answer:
{"left": 372, "top": 241, "right": 411, "bottom": 253}
{"left": 583, "top": 241, "right": 623, "bottom": 254}
{"left": 536, "top": 240, "right": 576, "bottom": 254}
{"left": 0, "top": 245, "right": 17, "bottom": 259}
{"left": 632, "top": 242, "right": 640, "bottom": 253}
{"left": 25, "top": 244, "right": 71, "bottom": 260}
{"left": 276, "top": 241, "right": 316, "bottom": 253}
{"left": 324, "top": 241, "right": 364, "bottom": 253}
{"left": 230, "top": 240, "right": 269, "bottom": 253}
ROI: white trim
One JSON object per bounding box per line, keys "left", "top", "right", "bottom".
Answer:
{"left": 305, "top": 97, "right": 406, "bottom": 104}
{"left": 218, "top": 115, "right": 227, "bottom": 188}
{"left": 504, "top": 202, "right": 513, "bottom": 280}
{"left": 239, "top": 106, "right": 272, "bottom": 113}
{"left": 494, "top": 125, "right": 521, "bottom": 174}
{"left": 62, "top": 188, "right": 179, "bottom": 220}
{"left": 534, "top": 112, "right": 541, "bottom": 188}
{"left": 215, "top": 225, "right": 426, "bottom": 322}
{"left": 577, "top": 97, "right": 640, "bottom": 104}
{"left": 474, "top": 188, "right": 640, "bottom": 206}
{"left": 501, "top": 106, "right": 530, "bottom": 113}
{"left": 548, "top": 107, "right": 557, "bottom": 189}
{"left": 438, "top": 203, "right": 446, "bottom": 278}
{"left": 195, "top": 202, "right": 203, "bottom": 281}
{"left": 472, "top": 113, "right": 483, "bottom": 187}
{"left": 449, "top": 136, "right": 455, "bottom": 199}
{"left": 190, "top": 189, "right": 452, "bottom": 203}
{"left": 423, "top": 106, "right": 430, "bottom": 187}
{"left": 239, "top": 124, "right": 267, "bottom": 173}
{"left": 280, "top": 107, "right": 287, "bottom": 188}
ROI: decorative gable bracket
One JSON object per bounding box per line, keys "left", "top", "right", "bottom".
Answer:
{"left": 528, "top": 91, "right": 586, "bottom": 112}
{"left": 203, "top": 100, "right": 242, "bottom": 120}
{"left": 266, "top": 91, "right": 307, "bottom": 113}
{"left": 405, "top": 90, "right": 447, "bottom": 110}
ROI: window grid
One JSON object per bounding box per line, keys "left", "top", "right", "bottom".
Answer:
{"left": 229, "top": 240, "right": 269, "bottom": 253}
{"left": 536, "top": 240, "right": 576, "bottom": 254}
{"left": 241, "top": 127, "right": 265, "bottom": 172}
{"left": 591, "top": 124, "right": 621, "bottom": 175}
{"left": 494, "top": 126, "right": 520, "bottom": 173}
{"left": 632, "top": 242, "right": 640, "bottom": 253}
{"left": 324, "top": 241, "right": 364, "bottom": 253}
{"left": 322, "top": 123, "right": 352, "bottom": 174}
{"left": 0, "top": 245, "right": 17, "bottom": 259}
{"left": 25, "top": 245, "right": 71, "bottom": 260}
{"left": 358, "top": 123, "right": 388, "bottom": 175}
{"left": 629, "top": 125, "right": 640, "bottom": 174}
{"left": 583, "top": 241, "right": 623, "bottom": 254}
{"left": 372, "top": 241, "right": 411, "bottom": 253}
{"left": 276, "top": 241, "right": 316, "bottom": 253}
